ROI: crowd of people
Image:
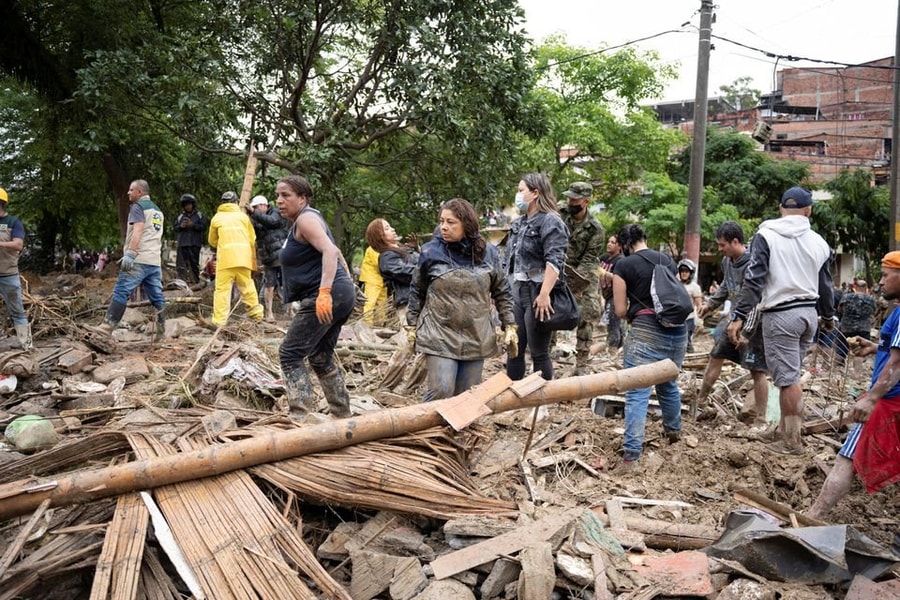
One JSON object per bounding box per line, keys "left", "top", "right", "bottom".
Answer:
{"left": 2, "top": 173, "right": 896, "bottom": 521}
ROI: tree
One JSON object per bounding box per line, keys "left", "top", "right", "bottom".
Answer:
{"left": 668, "top": 127, "right": 810, "bottom": 219}
{"left": 605, "top": 172, "right": 746, "bottom": 257}
{"left": 814, "top": 169, "right": 889, "bottom": 283}
{"left": 518, "top": 35, "right": 683, "bottom": 203}
{"left": 718, "top": 76, "right": 761, "bottom": 111}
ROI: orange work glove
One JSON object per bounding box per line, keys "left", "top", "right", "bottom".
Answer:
{"left": 316, "top": 287, "right": 333, "bottom": 324}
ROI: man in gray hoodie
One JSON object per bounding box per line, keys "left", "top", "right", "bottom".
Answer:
{"left": 695, "top": 221, "right": 768, "bottom": 423}
{"left": 728, "top": 187, "right": 834, "bottom": 454}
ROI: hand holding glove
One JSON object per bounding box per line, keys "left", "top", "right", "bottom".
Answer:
{"left": 503, "top": 325, "right": 519, "bottom": 358}
{"left": 315, "top": 287, "right": 333, "bottom": 324}
{"left": 405, "top": 326, "right": 417, "bottom": 347}
{"left": 120, "top": 249, "right": 137, "bottom": 272}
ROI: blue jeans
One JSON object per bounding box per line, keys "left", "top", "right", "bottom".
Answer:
{"left": 507, "top": 281, "right": 555, "bottom": 380}
{"left": 423, "top": 355, "right": 485, "bottom": 402}
{"left": 0, "top": 274, "right": 28, "bottom": 325}
{"left": 622, "top": 316, "right": 686, "bottom": 460}
{"left": 112, "top": 263, "right": 166, "bottom": 309}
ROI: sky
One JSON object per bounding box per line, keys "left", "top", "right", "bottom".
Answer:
{"left": 519, "top": 0, "right": 897, "bottom": 103}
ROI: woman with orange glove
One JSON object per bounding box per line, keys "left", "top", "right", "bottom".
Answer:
{"left": 275, "top": 175, "right": 355, "bottom": 420}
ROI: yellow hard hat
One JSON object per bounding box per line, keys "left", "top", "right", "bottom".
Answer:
{"left": 0, "top": 188, "right": 7, "bottom": 203}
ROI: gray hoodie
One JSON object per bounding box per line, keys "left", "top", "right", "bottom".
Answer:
{"left": 733, "top": 215, "right": 834, "bottom": 318}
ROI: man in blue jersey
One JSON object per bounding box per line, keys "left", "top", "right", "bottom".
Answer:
{"left": 808, "top": 251, "right": 900, "bottom": 519}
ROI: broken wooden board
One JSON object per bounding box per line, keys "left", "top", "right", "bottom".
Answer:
{"left": 429, "top": 507, "right": 583, "bottom": 580}
{"left": 510, "top": 372, "right": 546, "bottom": 398}
{"left": 436, "top": 372, "right": 510, "bottom": 431}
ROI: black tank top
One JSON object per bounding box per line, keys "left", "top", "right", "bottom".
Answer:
{"left": 280, "top": 206, "right": 349, "bottom": 302}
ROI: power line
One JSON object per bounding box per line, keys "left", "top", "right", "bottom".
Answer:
{"left": 540, "top": 28, "right": 692, "bottom": 70}
{"left": 710, "top": 33, "right": 898, "bottom": 71}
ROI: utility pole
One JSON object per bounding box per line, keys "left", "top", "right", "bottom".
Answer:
{"left": 890, "top": 0, "right": 900, "bottom": 250}
{"left": 684, "top": 0, "right": 714, "bottom": 264}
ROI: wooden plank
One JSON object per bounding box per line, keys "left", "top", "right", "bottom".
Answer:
{"left": 591, "top": 553, "right": 610, "bottom": 600}
{"left": 519, "top": 459, "right": 542, "bottom": 503}
{"left": 610, "top": 496, "right": 692, "bottom": 509}
{"left": 0, "top": 498, "right": 52, "bottom": 579}
{"left": 436, "top": 372, "right": 511, "bottom": 431}
{"left": 732, "top": 487, "right": 825, "bottom": 527}
{"left": 605, "top": 499, "right": 627, "bottom": 531}
{"left": 510, "top": 372, "right": 546, "bottom": 398}
{"left": 529, "top": 417, "right": 578, "bottom": 453}
{"left": 429, "top": 507, "right": 582, "bottom": 580}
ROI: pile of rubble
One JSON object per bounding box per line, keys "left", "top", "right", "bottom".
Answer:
{"left": 0, "top": 272, "right": 897, "bottom": 599}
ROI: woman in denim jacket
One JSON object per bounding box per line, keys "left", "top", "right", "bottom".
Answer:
{"left": 504, "top": 173, "right": 570, "bottom": 380}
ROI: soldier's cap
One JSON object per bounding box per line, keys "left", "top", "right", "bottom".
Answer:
{"left": 882, "top": 251, "right": 900, "bottom": 270}
{"left": 221, "top": 191, "right": 238, "bottom": 203}
{"left": 780, "top": 186, "right": 812, "bottom": 208}
{"left": 563, "top": 181, "right": 593, "bottom": 200}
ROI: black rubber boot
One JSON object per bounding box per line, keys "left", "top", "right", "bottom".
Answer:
{"left": 283, "top": 364, "right": 315, "bottom": 421}
{"left": 318, "top": 368, "right": 352, "bottom": 418}
{"left": 153, "top": 306, "right": 166, "bottom": 342}
{"left": 103, "top": 300, "right": 127, "bottom": 331}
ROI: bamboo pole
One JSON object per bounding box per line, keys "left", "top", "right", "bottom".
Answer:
{"left": 0, "top": 360, "right": 677, "bottom": 519}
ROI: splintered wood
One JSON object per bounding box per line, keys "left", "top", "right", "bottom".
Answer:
{"left": 89, "top": 494, "right": 148, "bottom": 599}
{"left": 126, "top": 433, "right": 349, "bottom": 600}
{"left": 248, "top": 426, "right": 518, "bottom": 520}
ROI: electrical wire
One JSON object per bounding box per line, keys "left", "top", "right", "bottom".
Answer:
{"left": 711, "top": 33, "right": 898, "bottom": 71}
{"left": 539, "top": 28, "right": 694, "bottom": 70}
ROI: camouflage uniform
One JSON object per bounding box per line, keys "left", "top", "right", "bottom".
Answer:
{"left": 838, "top": 291, "right": 876, "bottom": 337}
{"left": 560, "top": 184, "right": 605, "bottom": 373}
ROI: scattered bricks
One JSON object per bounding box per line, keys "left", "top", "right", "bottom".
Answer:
{"left": 632, "top": 550, "right": 713, "bottom": 597}
{"left": 57, "top": 349, "right": 93, "bottom": 374}
{"left": 92, "top": 356, "right": 149, "bottom": 384}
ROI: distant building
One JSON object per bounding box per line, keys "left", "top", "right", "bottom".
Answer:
{"left": 651, "top": 57, "right": 894, "bottom": 185}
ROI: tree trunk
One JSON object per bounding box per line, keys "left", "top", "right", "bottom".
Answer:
{"left": 0, "top": 360, "right": 678, "bottom": 519}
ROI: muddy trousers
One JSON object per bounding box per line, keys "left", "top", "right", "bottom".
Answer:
{"left": 423, "top": 355, "right": 484, "bottom": 402}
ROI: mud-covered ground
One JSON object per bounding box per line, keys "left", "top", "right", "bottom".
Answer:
{"left": 2, "top": 268, "right": 898, "bottom": 599}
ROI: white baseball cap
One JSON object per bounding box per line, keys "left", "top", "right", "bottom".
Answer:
{"left": 250, "top": 195, "right": 268, "bottom": 207}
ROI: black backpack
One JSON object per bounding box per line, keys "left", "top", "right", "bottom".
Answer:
{"left": 636, "top": 252, "right": 694, "bottom": 327}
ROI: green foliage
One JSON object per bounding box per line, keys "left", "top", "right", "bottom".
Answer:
{"left": 814, "top": 169, "right": 889, "bottom": 283}
{"left": 718, "top": 76, "right": 761, "bottom": 111}
{"left": 668, "top": 127, "right": 810, "bottom": 219}
{"left": 605, "top": 172, "right": 748, "bottom": 254}
{"left": 520, "top": 35, "right": 684, "bottom": 203}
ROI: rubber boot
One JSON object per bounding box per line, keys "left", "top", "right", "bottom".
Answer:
{"left": 283, "top": 364, "right": 316, "bottom": 421}
{"left": 153, "top": 307, "right": 166, "bottom": 342}
{"left": 14, "top": 323, "right": 32, "bottom": 351}
{"left": 100, "top": 300, "right": 127, "bottom": 334}
{"left": 318, "top": 368, "right": 352, "bottom": 418}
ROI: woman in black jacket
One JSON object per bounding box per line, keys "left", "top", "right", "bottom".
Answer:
{"left": 365, "top": 218, "right": 418, "bottom": 324}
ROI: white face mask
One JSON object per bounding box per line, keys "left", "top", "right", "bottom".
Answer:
{"left": 514, "top": 192, "right": 528, "bottom": 212}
